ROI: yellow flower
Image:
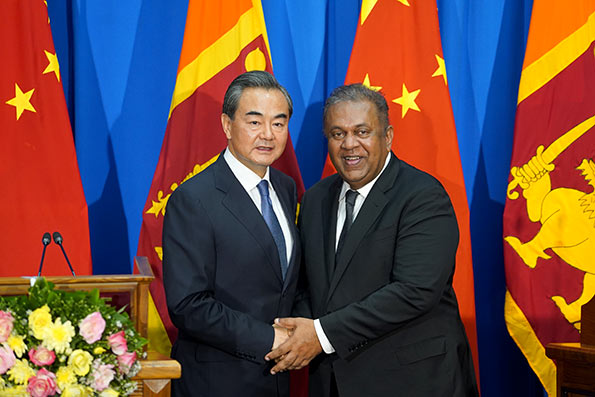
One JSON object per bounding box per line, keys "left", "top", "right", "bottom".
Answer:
{"left": 99, "top": 388, "right": 120, "bottom": 397}
{"left": 68, "top": 349, "right": 93, "bottom": 376}
{"left": 7, "top": 358, "right": 35, "bottom": 385}
{"left": 0, "top": 385, "right": 29, "bottom": 396}
{"left": 56, "top": 366, "right": 77, "bottom": 390}
{"left": 61, "top": 384, "right": 93, "bottom": 397}
{"left": 6, "top": 334, "right": 27, "bottom": 358}
{"left": 93, "top": 346, "right": 106, "bottom": 355}
{"left": 28, "top": 305, "right": 52, "bottom": 340}
{"left": 42, "top": 318, "right": 75, "bottom": 353}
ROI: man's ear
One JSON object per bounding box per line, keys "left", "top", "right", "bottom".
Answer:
{"left": 385, "top": 125, "right": 394, "bottom": 149}
{"left": 221, "top": 113, "right": 232, "bottom": 139}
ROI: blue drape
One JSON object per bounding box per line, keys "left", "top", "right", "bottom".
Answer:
{"left": 48, "top": 1, "right": 543, "bottom": 394}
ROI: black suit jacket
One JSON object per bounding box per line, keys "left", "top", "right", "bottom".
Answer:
{"left": 163, "top": 154, "right": 300, "bottom": 397}
{"left": 296, "top": 153, "right": 477, "bottom": 397}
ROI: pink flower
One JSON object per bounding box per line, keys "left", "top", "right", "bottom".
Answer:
{"left": 90, "top": 360, "right": 115, "bottom": 391}
{"left": 28, "top": 346, "right": 56, "bottom": 366}
{"left": 117, "top": 351, "right": 137, "bottom": 375}
{"left": 0, "top": 310, "right": 14, "bottom": 343}
{"left": 27, "top": 368, "right": 57, "bottom": 397}
{"left": 79, "top": 311, "right": 106, "bottom": 344}
{"left": 0, "top": 345, "right": 16, "bottom": 374}
{"left": 107, "top": 331, "right": 127, "bottom": 355}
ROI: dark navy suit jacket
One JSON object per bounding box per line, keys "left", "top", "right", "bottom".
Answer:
{"left": 296, "top": 153, "right": 478, "bottom": 397}
{"left": 163, "top": 154, "right": 300, "bottom": 397}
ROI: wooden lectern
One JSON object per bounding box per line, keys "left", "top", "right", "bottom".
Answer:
{"left": 0, "top": 256, "right": 180, "bottom": 397}
{"left": 546, "top": 297, "right": 595, "bottom": 396}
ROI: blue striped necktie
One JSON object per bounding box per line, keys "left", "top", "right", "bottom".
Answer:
{"left": 257, "top": 180, "right": 288, "bottom": 279}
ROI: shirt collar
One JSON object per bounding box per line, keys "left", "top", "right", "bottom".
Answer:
{"left": 223, "top": 148, "right": 270, "bottom": 192}
{"left": 339, "top": 151, "right": 391, "bottom": 200}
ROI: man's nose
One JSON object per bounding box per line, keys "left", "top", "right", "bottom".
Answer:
{"left": 341, "top": 132, "right": 359, "bottom": 149}
{"left": 260, "top": 123, "right": 274, "bottom": 140}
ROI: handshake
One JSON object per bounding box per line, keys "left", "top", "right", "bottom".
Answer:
{"left": 266, "top": 317, "right": 323, "bottom": 374}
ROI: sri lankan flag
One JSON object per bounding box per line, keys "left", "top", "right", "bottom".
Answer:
{"left": 503, "top": 1, "right": 595, "bottom": 394}
{"left": 137, "top": 0, "right": 304, "bottom": 356}
{"left": 322, "top": 0, "right": 480, "bottom": 381}
{"left": 0, "top": 0, "right": 92, "bottom": 276}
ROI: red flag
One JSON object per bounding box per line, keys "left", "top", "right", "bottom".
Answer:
{"left": 323, "top": 0, "right": 480, "bottom": 381}
{"left": 0, "top": 0, "right": 92, "bottom": 277}
{"left": 503, "top": 1, "right": 595, "bottom": 393}
{"left": 137, "top": 0, "right": 304, "bottom": 358}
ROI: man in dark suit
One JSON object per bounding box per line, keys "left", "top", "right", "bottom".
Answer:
{"left": 266, "top": 84, "right": 478, "bottom": 396}
{"left": 163, "top": 71, "right": 300, "bottom": 397}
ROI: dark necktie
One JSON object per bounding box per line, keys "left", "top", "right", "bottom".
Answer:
{"left": 257, "top": 180, "right": 288, "bottom": 279}
{"left": 336, "top": 189, "right": 358, "bottom": 262}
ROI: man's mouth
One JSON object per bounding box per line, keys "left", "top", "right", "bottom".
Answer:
{"left": 343, "top": 156, "right": 363, "bottom": 166}
{"left": 256, "top": 146, "right": 274, "bottom": 152}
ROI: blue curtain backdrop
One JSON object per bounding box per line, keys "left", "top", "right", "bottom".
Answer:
{"left": 47, "top": 1, "right": 542, "bottom": 395}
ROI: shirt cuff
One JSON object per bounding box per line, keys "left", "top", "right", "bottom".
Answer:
{"left": 314, "top": 318, "right": 335, "bottom": 354}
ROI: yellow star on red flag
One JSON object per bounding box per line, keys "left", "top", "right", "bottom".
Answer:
{"left": 361, "top": 0, "right": 410, "bottom": 25}
{"left": 6, "top": 83, "right": 36, "bottom": 120}
{"left": 392, "top": 83, "right": 421, "bottom": 118}
{"left": 432, "top": 54, "right": 447, "bottom": 85}
{"left": 43, "top": 50, "right": 61, "bottom": 82}
{"left": 362, "top": 74, "right": 382, "bottom": 91}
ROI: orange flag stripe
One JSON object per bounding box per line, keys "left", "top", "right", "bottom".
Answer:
{"left": 522, "top": 0, "right": 595, "bottom": 68}
{"left": 177, "top": 0, "right": 253, "bottom": 72}
{"left": 170, "top": 0, "right": 272, "bottom": 116}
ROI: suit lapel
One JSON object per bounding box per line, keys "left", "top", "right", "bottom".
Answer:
{"left": 215, "top": 157, "right": 284, "bottom": 283}
{"left": 270, "top": 171, "right": 298, "bottom": 291}
{"left": 310, "top": 177, "right": 341, "bottom": 314}
{"left": 327, "top": 154, "right": 400, "bottom": 304}
{"left": 323, "top": 178, "right": 341, "bottom": 282}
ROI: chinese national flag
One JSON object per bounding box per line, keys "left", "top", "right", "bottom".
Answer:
{"left": 0, "top": 1, "right": 92, "bottom": 277}
{"left": 323, "top": 0, "right": 479, "bottom": 381}
{"left": 137, "top": 0, "right": 305, "bottom": 362}
{"left": 503, "top": 1, "right": 595, "bottom": 394}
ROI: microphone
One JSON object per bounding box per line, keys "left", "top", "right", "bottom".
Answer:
{"left": 53, "top": 232, "right": 76, "bottom": 276}
{"left": 37, "top": 232, "right": 52, "bottom": 277}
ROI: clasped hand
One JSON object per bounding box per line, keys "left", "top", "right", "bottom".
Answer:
{"left": 266, "top": 317, "right": 322, "bottom": 374}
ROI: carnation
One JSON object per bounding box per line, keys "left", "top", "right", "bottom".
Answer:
{"left": 117, "top": 351, "right": 137, "bottom": 375}
{"left": 79, "top": 312, "right": 105, "bottom": 344}
{"left": 0, "top": 345, "right": 16, "bottom": 374}
{"left": 107, "top": 331, "right": 127, "bottom": 356}
{"left": 90, "top": 360, "right": 115, "bottom": 391}
{"left": 0, "top": 310, "right": 14, "bottom": 343}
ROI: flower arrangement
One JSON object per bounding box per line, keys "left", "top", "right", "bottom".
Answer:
{"left": 0, "top": 278, "right": 147, "bottom": 396}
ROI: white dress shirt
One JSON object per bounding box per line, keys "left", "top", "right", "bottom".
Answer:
{"left": 223, "top": 149, "right": 293, "bottom": 265}
{"left": 315, "top": 152, "right": 391, "bottom": 354}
